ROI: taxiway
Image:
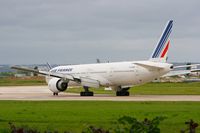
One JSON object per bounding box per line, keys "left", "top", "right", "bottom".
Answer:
{"left": 0, "top": 86, "right": 200, "bottom": 101}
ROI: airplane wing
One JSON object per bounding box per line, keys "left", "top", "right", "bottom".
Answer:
{"left": 11, "top": 66, "right": 74, "bottom": 80}
{"left": 162, "top": 69, "right": 200, "bottom": 77}
{"left": 162, "top": 70, "right": 191, "bottom": 77}
{"left": 11, "top": 66, "right": 100, "bottom": 88}
{"left": 191, "top": 69, "right": 200, "bottom": 72}
{"left": 173, "top": 64, "right": 200, "bottom": 69}
{"left": 162, "top": 64, "right": 200, "bottom": 77}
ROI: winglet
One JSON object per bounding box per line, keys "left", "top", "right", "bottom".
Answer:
{"left": 46, "top": 62, "right": 52, "bottom": 70}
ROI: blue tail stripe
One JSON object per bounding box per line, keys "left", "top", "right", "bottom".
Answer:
{"left": 152, "top": 26, "right": 171, "bottom": 58}
{"left": 155, "top": 23, "right": 171, "bottom": 57}
{"left": 155, "top": 23, "right": 172, "bottom": 57}
{"left": 152, "top": 20, "right": 173, "bottom": 58}
{"left": 154, "top": 24, "right": 172, "bottom": 58}
{"left": 152, "top": 23, "right": 172, "bottom": 58}
{"left": 152, "top": 21, "right": 173, "bottom": 58}
{"left": 157, "top": 29, "right": 172, "bottom": 57}
{"left": 153, "top": 21, "right": 173, "bottom": 58}
{"left": 156, "top": 20, "right": 173, "bottom": 55}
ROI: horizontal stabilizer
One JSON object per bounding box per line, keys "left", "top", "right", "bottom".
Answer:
{"left": 135, "top": 61, "right": 168, "bottom": 69}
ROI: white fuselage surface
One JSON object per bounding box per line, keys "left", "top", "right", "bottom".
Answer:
{"left": 47, "top": 61, "right": 172, "bottom": 88}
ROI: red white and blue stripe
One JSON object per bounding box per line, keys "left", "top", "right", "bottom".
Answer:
{"left": 151, "top": 20, "right": 173, "bottom": 58}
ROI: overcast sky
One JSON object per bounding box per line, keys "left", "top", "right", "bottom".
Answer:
{"left": 0, "top": 0, "right": 199, "bottom": 65}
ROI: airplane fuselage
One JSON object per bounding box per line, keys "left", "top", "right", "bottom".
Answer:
{"left": 46, "top": 61, "right": 172, "bottom": 88}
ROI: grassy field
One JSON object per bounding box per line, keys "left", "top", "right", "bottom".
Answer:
{"left": 0, "top": 101, "right": 200, "bottom": 132}
{"left": 131, "top": 82, "right": 200, "bottom": 95}
{"left": 1, "top": 78, "right": 200, "bottom": 132}
{"left": 0, "top": 77, "right": 46, "bottom": 86}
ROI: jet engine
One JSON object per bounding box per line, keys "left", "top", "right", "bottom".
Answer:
{"left": 48, "top": 78, "right": 68, "bottom": 93}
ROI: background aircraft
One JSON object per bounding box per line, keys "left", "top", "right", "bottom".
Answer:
{"left": 163, "top": 64, "right": 200, "bottom": 77}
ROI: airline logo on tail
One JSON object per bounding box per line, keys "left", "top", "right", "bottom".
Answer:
{"left": 150, "top": 20, "right": 173, "bottom": 62}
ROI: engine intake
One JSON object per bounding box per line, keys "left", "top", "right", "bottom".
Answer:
{"left": 48, "top": 78, "right": 68, "bottom": 93}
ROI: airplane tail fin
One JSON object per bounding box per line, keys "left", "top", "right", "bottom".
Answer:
{"left": 149, "top": 20, "right": 173, "bottom": 62}
{"left": 46, "top": 62, "right": 52, "bottom": 71}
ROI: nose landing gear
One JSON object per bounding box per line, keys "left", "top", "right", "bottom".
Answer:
{"left": 53, "top": 92, "right": 58, "bottom": 96}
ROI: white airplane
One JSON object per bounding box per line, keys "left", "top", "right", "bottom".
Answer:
{"left": 186, "top": 64, "right": 200, "bottom": 77}
{"left": 12, "top": 20, "right": 175, "bottom": 96}
{"left": 163, "top": 64, "right": 200, "bottom": 77}
{"left": 190, "top": 70, "right": 200, "bottom": 77}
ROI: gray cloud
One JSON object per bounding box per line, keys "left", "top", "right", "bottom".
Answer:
{"left": 0, "top": 0, "right": 200, "bottom": 64}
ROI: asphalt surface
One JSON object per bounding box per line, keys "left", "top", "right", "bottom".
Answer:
{"left": 0, "top": 86, "right": 200, "bottom": 101}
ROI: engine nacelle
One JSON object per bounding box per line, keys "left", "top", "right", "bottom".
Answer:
{"left": 48, "top": 78, "right": 68, "bottom": 93}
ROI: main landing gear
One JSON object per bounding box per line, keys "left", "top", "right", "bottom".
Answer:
{"left": 53, "top": 92, "right": 58, "bottom": 96}
{"left": 80, "top": 86, "right": 94, "bottom": 96}
{"left": 116, "top": 88, "right": 130, "bottom": 96}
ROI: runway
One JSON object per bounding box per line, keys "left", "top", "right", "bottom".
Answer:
{"left": 1, "top": 86, "right": 200, "bottom": 101}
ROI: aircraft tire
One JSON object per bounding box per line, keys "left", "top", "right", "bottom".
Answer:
{"left": 80, "top": 91, "right": 94, "bottom": 96}
{"left": 116, "top": 91, "right": 129, "bottom": 96}
{"left": 53, "top": 92, "right": 58, "bottom": 96}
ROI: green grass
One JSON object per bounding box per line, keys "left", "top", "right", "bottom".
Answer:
{"left": 131, "top": 82, "right": 200, "bottom": 95}
{"left": 0, "top": 101, "right": 200, "bottom": 133}
{"left": 0, "top": 77, "right": 46, "bottom": 86}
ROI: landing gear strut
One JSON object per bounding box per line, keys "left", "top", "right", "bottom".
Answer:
{"left": 53, "top": 92, "right": 58, "bottom": 96}
{"left": 116, "top": 88, "right": 130, "bottom": 96}
{"left": 80, "top": 86, "right": 94, "bottom": 96}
